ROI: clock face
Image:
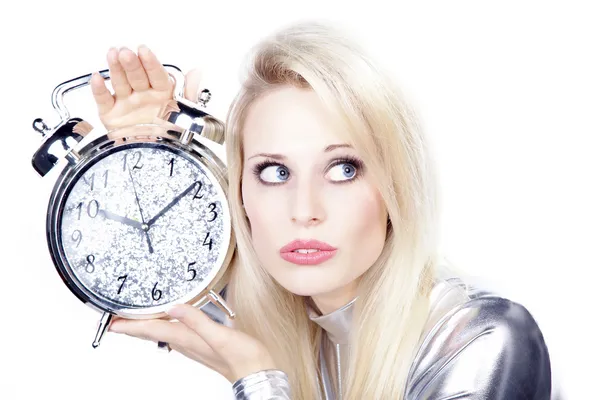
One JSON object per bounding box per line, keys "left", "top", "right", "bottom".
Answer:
{"left": 58, "top": 143, "right": 229, "bottom": 309}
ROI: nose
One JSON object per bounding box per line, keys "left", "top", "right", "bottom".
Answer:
{"left": 289, "top": 177, "right": 326, "bottom": 227}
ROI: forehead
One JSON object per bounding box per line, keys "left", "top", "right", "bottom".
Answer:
{"left": 242, "top": 85, "right": 348, "bottom": 155}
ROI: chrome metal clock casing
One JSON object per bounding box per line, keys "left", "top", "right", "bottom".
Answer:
{"left": 31, "top": 64, "right": 236, "bottom": 348}
{"left": 46, "top": 124, "right": 235, "bottom": 320}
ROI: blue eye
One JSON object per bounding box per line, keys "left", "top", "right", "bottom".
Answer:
{"left": 326, "top": 163, "right": 357, "bottom": 181}
{"left": 259, "top": 164, "right": 289, "bottom": 183}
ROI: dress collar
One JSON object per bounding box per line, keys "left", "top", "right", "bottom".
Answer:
{"left": 304, "top": 265, "right": 461, "bottom": 346}
{"left": 306, "top": 297, "right": 358, "bottom": 345}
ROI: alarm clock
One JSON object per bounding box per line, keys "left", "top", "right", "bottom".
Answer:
{"left": 30, "top": 64, "right": 236, "bottom": 349}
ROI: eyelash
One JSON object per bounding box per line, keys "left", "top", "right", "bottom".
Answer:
{"left": 251, "top": 161, "right": 282, "bottom": 185}
{"left": 251, "top": 155, "right": 365, "bottom": 185}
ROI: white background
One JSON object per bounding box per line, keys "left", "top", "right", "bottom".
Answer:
{"left": 1, "top": 1, "right": 598, "bottom": 398}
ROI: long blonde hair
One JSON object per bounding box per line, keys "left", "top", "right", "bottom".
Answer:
{"left": 224, "top": 20, "right": 441, "bottom": 399}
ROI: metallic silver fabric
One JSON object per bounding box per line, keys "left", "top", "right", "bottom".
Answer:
{"left": 307, "top": 269, "right": 552, "bottom": 399}
{"left": 232, "top": 370, "right": 292, "bottom": 399}
{"left": 229, "top": 268, "right": 552, "bottom": 399}
{"left": 307, "top": 298, "right": 355, "bottom": 399}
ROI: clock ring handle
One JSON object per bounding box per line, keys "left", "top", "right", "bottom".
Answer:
{"left": 32, "top": 64, "right": 186, "bottom": 136}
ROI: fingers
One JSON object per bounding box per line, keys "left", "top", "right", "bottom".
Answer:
{"left": 118, "top": 47, "right": 150, "bottom": 92}
{"left": 107, "top": 47, "right": 132, "bottom": 97}
{"left": 90, "top": 72, "right": 114, "bottom": 114}
{"left": 105, "top": 45, "right": 172, "bottom": 98}
{"left": 109, "top": 318, "right": 199, "bottom": 349}
{"left": 138, "top": 45, "right": 171, "bottom": 91}
{"left": 184, "top": 68, "right": 203, "bottom": 102}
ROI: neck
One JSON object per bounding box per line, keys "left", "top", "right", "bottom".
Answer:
{"left": 310, "top": 279, "right": 359, "bottom": 315}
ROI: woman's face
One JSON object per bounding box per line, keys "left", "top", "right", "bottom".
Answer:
{"left": 241, "top": 85, "right": 388, "bottom": 311}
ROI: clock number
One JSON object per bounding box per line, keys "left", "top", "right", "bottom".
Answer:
{"left": 117, "top": 274, "right": 128, "bottom": 294}
{"left": 76, "top": 200, "right": 100, "bottom": 220}
{"left": 152, "top": 282, "right": 162, "bottom": 301}
{"left": 123, "top": 151, "right": 143, "bottom": 171}
{"left": 168, "top": 158, "right": 175, "bottom": 177}
{"left": 133, "top": 151, "right": 143, "bottom": 170}
{"left": 207, "top": 202, "right": 218, "bottom": 222}
{"left": 72, "top": 230, "right": 82, "bottom": 247}
{"left": 76, "top": 202, "right": 83, "bottom": 220}
{"left": 83, "top": 171, "right": 108, "bottom": 191}
{"left": 203, "top": 231, "right": 213, "bottom": 251}
{"left": 186, "top": 261, "right": 197, "bottom": 281}
{"left": 193, "top": 181, "right": 204, "bottom": 199}
{"left": 83, "top": 172, "right": 95, "bottom": 191}
{"left": 85, "top": 255, "right": 95, "bottom": 273}
{"left": 87, "top": 200, "right": 99, "bottom": 218}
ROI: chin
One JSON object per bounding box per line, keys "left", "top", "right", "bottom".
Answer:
{"left": 269, "top": 264, "right": 343, "bottom": 297}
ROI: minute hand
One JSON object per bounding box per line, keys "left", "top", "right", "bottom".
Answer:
{"left": 147, "top": 181, "right": 200, "bottom": 227}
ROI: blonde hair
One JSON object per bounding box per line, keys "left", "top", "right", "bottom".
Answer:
{"left": 224, "top": 20, "right": 441, "bottom": 399}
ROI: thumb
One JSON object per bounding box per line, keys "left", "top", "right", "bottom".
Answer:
{"left": 184, "top": 68, "right": 203, "bottom": 102}
{"left": 167, "top": 303, "right": 233, "bottom": 353}
{"left": 166, "top": 304, "right": 267, "bottom": 361}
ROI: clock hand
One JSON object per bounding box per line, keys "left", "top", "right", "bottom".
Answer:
{"left": 143, "top": 230, "right": 154, "bottom": 254}
{"left": 147, "top": 181, "right": 200, "bottom": 227}
{"left": 127, "top": 168, "right": 154, "bottom": 254}
{"left": 99, "top": 209, "right": 143, "bottom": 230}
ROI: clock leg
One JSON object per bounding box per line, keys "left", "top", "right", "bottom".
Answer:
{"left": 92, "top": 311, "right": 113, "bottom": 348}
{"left": 208, "top": 289, "right": 236, "bottom": 319}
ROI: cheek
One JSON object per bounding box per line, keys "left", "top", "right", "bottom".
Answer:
{"left": 331, "top": 183, "right": 387, "bottom": 265}
{"left": 241, "top": 174, "right": 285, "bottom": 247}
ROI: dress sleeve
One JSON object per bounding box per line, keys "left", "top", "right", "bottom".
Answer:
{"left": 405, "top": 296, "right": 552, "bottom": 400}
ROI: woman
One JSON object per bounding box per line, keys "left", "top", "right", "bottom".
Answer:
{"left": 94, "top": 21, "right": 552, "bottom": 399}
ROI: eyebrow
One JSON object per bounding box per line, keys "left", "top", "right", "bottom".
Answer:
{"left": 247, "top": 143, "right": 352, "bottom": 161}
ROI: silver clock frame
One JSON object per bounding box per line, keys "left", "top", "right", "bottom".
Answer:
{"left": 31, "top": 64, "right": 236, "bottom": 348}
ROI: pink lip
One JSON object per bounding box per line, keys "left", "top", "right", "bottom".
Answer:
{"left": 279, "top": 239, "right": 337, "bottom": 266}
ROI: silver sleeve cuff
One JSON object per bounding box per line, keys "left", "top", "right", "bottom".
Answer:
{"left": 232, "top": 369, "right": 291, "bottom": 399}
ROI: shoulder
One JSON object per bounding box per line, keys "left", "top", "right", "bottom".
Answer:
{"left": 405, "top": 268, "right": 552, "bottom": 400}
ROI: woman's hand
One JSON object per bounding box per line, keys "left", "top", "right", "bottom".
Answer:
{"left": 109, "top": 303, "right": 277, "bottom": 383}
{"left": 90, "top": 46, "right": 202, "bottom": 131}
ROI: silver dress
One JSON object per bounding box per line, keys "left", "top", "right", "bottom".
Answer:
{"left": 209, "top": 268, "right": 552, "bottom": 399}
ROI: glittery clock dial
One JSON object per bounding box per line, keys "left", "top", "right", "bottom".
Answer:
{"left": 59, "top": 145, "right": 227, "bottom": 307}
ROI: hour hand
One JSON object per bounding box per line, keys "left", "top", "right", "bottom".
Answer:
{"left": 99, "top": 209, "right": 143, "bottom": 230}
